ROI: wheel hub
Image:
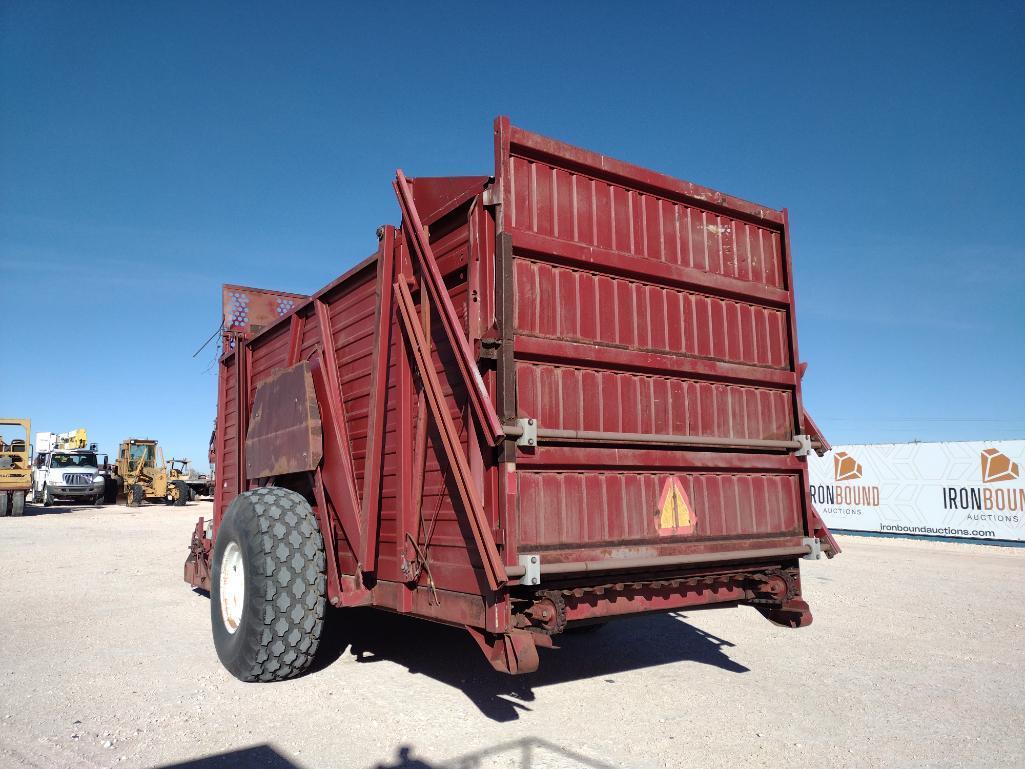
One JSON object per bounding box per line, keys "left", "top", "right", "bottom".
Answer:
{"left": 219, "top": 541, "right": 245, "bottom": 634}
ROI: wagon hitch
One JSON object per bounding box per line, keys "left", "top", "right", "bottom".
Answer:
{"left": 183, "top": 516, "right": 212, "bottom": 591}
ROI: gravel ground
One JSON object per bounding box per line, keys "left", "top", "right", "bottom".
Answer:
{"left": 0, "top": 501, "right": 1022, "bottom": 769}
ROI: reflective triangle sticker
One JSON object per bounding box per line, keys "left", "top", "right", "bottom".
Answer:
{"left": 656, "top": 477, "right": 697, "bottom": 536}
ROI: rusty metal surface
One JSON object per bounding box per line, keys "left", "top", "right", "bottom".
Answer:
{"left": 505, "top": 545, "right": 811, "bottom": 578}
{"left": 183, "top": 517, "right": 212, "bottom": 591}
{"left": 222, "top": 284, "right": 308, "bottom": 342}
{"left": 244, "top": 362, "right": 323, "bottom": 480}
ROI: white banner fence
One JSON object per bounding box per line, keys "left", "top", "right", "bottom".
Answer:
{"left": 807, "top": 441, "right": 1025, "bottom": 543}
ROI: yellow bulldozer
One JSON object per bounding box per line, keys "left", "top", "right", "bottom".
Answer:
{"left": 115, "top": 438, "right": 191, "bottom": 507}
{"left": 0, "top": 418, "right": 32, "bottom": 517}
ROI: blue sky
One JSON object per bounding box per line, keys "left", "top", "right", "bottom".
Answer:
{"left": 2, "top": 1, "right": 1023, "bottom": 465}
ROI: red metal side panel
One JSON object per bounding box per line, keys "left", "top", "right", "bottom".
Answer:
{"left": 517, "top": 362, "right": 793, "bottom": 441}
{"left": 408, "top": 210, "right": 491, "bottom": 594}
{"left": 513, "top": 260, "right": 790, "bottom": 369}
{"left": 214, "top": 352, "right": 238, "bottom": 527}
{"left": 316, "top": 267, "right": 376, "bottom": 576}
{"left": 249, "top": 326, "right": 290, "bottom": 392}
{"left": 496, "top": 119, "right": 809, "bottom": 557}
{"left": 372, "top": 315, "right": 404, "bottom": 581}
{"left": 503, "top": 148, "right": 784, "bottom": 288}
{"left": 326, "top": 271, "right": 376, "bottom": 491}
{"left": 515, "top": 471, "right": 802, "bottom": 548}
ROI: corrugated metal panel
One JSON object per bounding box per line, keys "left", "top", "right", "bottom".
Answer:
{"left": 517, "top": 362, "right": 793, "bottom": 441}
{"left": 514, "top": 258, "right": 789, "bottom": 369}
{"left": 506, "top": 155, "right": 783, "bottom": 288}
{"left": 216, "top": 354, "right": 239, "bottom": 523}
{"left": 499, "top": 120, "right": 806, "bottom": 556}
{"left": 516, "top": 470, "right": 802, "bottom": 548}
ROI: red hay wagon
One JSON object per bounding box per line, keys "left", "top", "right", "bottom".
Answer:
{"left": 184, "top": 118, "right": 838, "bottom": 680}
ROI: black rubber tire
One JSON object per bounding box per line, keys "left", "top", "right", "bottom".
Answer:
{"left": 92, "top": 493, "right": 103, "bottom": 506}
{"left": 0, "top": 492, "right": 7, "bottom": 517}
{"left": 42, "top": 485, "right": 53, "bottom": 507}
{"left": 103, "top": 477, "right": 118, "bottom": 504}
{"left": 129, "top": 484, "right": 144, "bottom": 507}
{"left": 12, "top": 491, "right": 25, "bottom": 516}
{"left": 210, "top": 487, "right": 326, "bottom": 682}
{"left": 32, "top": 486, "right": 42, "bottom": 504}
{"left": 172, "top": 480, "right": 189, "bottom": 507}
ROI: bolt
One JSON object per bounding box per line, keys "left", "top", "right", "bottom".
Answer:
{"left": 531, "top": 578, "right": 538, "bottom": 584}
{"left": 530, "top": 556, "right": 537, "bottom": 563}
{"left": 528, "top": 439, "right": 535, "bottom": 446}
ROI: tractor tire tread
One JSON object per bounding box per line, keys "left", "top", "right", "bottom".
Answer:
{"left": 172, "top": 480, "right": 189, "bottom": 507}
{"left": 212, "top": 487, "right": 326, "bottom": 683}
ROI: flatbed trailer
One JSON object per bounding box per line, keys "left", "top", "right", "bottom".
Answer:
{"left": 185, "top": 118, "right": 838, "bottom": 680}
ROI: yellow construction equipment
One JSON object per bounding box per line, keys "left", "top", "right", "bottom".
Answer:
{"left": 54, "top": 428, "right": 89, "bottom": 450}
{"left": 0, "top": 418, "right": 31, "bottom": 517}
{"left": 115, "top": 438, "right": 190, "bottom": 506}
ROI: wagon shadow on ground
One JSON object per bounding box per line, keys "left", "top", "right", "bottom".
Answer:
{"left": 314, "top": 606, "right": 748, "bottom": 721}
{"left": 154, "top": 736, "right": 619, "bottom": 769}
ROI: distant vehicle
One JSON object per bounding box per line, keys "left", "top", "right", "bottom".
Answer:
{"left": 0, "top": 418, "right": 32, "bottom": 517}
{"left": 32, "top": 446, "right": 106, "bottom": 506}
{"left": 168, "top": 458, "right": 212, "bottom": 498}
{"left": 115, "top": 438, "right": 190, "bottom": 506}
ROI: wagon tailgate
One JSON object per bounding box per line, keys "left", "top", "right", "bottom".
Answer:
{"left": 496, "top": 120, "right": 811, "bottom": 557}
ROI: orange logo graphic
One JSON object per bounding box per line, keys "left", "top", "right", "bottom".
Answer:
{"left": 656, "top": 477, "right": 696, "bottom": 536}
{"left": 981, "top": 448, "right": 1019, "bottom": 483}
{"left": 833, "top": 451, "right": 863, "bottom": 482}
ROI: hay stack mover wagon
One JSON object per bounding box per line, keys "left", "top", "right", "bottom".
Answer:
{"left": 184, "top": 118, "right": 838, "bottom": 681}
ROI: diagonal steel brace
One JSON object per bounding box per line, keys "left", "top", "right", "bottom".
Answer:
{"left": 393, "top": 170, "right": 504, "bottom": 447}
{"left": 394, "top": 278, "right": 507, "bottom": 592}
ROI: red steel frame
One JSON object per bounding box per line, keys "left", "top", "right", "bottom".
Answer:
{"left": 192, "top": 118, "right": 837, "bottom": 674}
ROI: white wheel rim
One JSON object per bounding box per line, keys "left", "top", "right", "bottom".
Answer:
{"left": 219, "top": 542, "right": 245, "bottom": 634}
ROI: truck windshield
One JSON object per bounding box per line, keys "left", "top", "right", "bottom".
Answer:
{"left": 51, "top": 453, "right": 98, "bottom": 468}
{"left": 129, "top": 444, "right": 155, "bottom": 464}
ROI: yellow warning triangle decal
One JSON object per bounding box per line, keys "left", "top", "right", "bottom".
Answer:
{"left": 657, "top": 477, "right": 696, "bottom": 535}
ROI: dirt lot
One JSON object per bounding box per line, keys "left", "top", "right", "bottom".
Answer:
{"left": 0, "top": 501, "right": 1022, "bottom": 769}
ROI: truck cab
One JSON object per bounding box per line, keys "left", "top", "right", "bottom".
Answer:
{"left": 32, "top": 448, "right": 106, "bottom": 506}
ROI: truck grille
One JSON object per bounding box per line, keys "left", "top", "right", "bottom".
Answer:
{"left": 64, "top": 474, "right": 92, "bottom": 486}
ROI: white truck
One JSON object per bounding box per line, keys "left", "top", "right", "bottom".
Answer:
{"left": 31, "top": 445, "right": 107, "bottom": 506}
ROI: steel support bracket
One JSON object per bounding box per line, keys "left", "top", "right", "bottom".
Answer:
{"left": 515, "top": 417, "right": 537, "bottom": 448}
{"left": 517, "top": 553, "right": 541, "bottom": 585}
{"left": 793, "top": 434, "right": 813, "bottom": 457}
{"left": 482, "top": 181, "right": 500, "bottom": 207}
{"left": 802, "top": 537, "right": 822, "bottom": 560}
